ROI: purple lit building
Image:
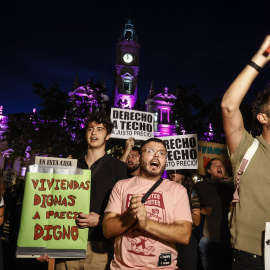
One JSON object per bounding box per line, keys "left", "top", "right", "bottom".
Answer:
{"left": 145, "top": 85, "right": 177, "bottom": 137}
{"left": 1, "top": 19, "right": 178, "bottom": 175}
{"left": 113, "top": 19, "right": 140, "bottom": 109}
{"left": 69, "top": 19, "right": 177, "bottom": 137}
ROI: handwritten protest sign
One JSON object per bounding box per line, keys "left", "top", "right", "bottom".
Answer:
{"left": 16, "top": 163, "right": 91, "bottom": 258}
{"left": 110, "top": 108, "right": 154, "bottom": 140}
{"left": 160, "top": 134, "right": 198, "bottom": 170}
{"left": 197, "top": 141, "right": 231, "bottom": 176}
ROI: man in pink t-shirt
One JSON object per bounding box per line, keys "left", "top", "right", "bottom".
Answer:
{"left": 103, "top": 138, "right": 192, "bottom": 269}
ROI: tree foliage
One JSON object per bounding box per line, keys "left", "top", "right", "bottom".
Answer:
{"left": 172, "top": 84, "right": 204, "bottom": 135}
{"left": 4, "top": 79, "right": 254, "bottom": 163}
{"left": 3, "top": 79, "right": 109, "bottom": 162}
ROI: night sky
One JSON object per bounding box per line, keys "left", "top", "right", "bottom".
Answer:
{"left": 1, "top": 0, "right": 270, "bottom": 115}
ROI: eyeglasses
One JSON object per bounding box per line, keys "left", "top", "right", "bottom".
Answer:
{"left": 211, "top": 164, "right": 224, "bottom": 168}
{"left": 141, "top": 147, "right": 167, "bottom": 159}
{"left": 127, "top": 154, "right": 139, "bottom": 159}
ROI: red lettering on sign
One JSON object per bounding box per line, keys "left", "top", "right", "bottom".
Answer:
{"left": 203, "top": 156, "right": 211, "bottom": 168}
{"left": 34, "top": 194, "right": 41, "bottom": 205}
{"left": 39, "top": 179, "right": 46, "bottom": 191}
{"left": 34, "top": 224, "right": 79, "bottom": 241}
{"left": 33, "top": 211, "right": 40, "bottom": 219}
{"left": 68, "top": 195, "right": 76, "bottom": 206}
{"left": 32, "top": 180, "right": 39, "bottom": 189}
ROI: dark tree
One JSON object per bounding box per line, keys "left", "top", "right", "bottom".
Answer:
{"left": 171, "top": 84, "right": 204, "bottom": 135}
{"left": 199, "top": 95, "right": 225, "bottom": 143}
{"left": 3, "top": 78, "right": 110, "bottom": 162}
{"left": 33, "top": 83, "right": 71, "bottom": 120}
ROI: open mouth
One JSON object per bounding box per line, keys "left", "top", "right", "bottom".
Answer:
{"left": 150, "top": 160, "right": 160, "bottom": 168}
{"left": 90, "top": 137, "right": 98, "bottom": 141}
{"left": 217, "top": 169, "right": 222, "bottom": 174}
{"left": 128, "top": 162, "right": 134, "bottom": 165}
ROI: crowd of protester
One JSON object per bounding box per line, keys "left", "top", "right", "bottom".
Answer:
{"left": 0, "top": 148, "right": 235, "bottom": 270}
{"left": 1, "top": 35, "right": 270, "bottom": 269}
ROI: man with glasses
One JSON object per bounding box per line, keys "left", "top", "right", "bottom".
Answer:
{"left": 103, "top": 138, "right": 192, "bottom": 269}
{"left": 120, "top": 137, "right": 140, "bottom": 177}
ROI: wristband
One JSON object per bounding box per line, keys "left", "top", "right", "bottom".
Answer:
{"left": 248, "top": 61, "right": 262, "bottom": 72}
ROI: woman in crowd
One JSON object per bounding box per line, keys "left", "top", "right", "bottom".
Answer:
{"left": 196, "top": 158, "right": 234, "bottom": 270}
{"left": 168, "top": 169, "right": 201, "bottom": 270}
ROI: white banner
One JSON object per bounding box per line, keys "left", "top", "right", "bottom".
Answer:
{"left": 159, "top": 134, "right": 198, "bottom": 170}
{"left": 110, "top": 108, "right": 154, "bottom": 140}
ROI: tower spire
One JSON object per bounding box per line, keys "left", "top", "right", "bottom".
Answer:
{"left": 147, "top": 81, "right": 155, "bottom": 99}
{"left": 121, "top": 19, "right": 136, "bottom": 41}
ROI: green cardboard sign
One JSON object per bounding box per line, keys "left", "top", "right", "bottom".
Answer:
{"left": 17, "top": 168, "right": 91, "bottom": 258}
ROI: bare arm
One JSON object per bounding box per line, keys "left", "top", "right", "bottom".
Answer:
{"left": 103, "top": 211, "right": 137, "bottom": 239}
{"left": 120, "top": 137, "right": 135, "bottom": 162}
{"left": 200, "top": 206, "right": 213, "bottom": 216}
{"left": 134, "top": 195, "right": 192, "bottom": 244}
{"left": 221, "top": 35, "right": 270, "bottom": 154}
{"left": 191, "top": 208, "right": 201, "bottom": 227}
{"left": 0, "top": 206, "right": 4, "bottom": 226}
{"left": 142, "top": 218, "right": 192, "bottom": 245}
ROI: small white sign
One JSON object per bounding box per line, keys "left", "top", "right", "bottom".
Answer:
{"left": 35, "top": 156, "right": 77, "bottom": 168}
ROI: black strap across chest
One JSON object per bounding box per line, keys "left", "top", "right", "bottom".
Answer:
{"left": 141, "top": 178, "right": 163, "bottom": 204}
{"left": 91, "top": 154, "right": 110, "bottom": 178}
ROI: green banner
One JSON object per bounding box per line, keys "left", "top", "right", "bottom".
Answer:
{"left": 17, "top": 167, "right": 91, "bottom": 258}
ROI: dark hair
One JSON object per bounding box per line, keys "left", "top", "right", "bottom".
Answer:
{"left": 168, "top": 169, "right": 194, "bottom": 202}
{"left": 131, "top": 146, "right": 140, "bottom": 154}
{"left": 139, "top": 138, "right": 167, "bottom": 152}
{"left": 204, "top": 158, "right": 223, "bottom": 175}
{"left": 85, "top": 110, "right": 113, "bottom": 135}
{"left": 252, "top": 86, "right": 270, "bottom": 133}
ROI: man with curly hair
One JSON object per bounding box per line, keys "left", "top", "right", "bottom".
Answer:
{"left": 221, "top": 35, "right": 270, "bottom": 270}
{"left": 55, "top": 110, "right": 128, "bottom": 270}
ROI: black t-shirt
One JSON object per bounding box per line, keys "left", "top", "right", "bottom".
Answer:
{"left": 196, "top": 178, "right": 234, "bottom": 241}
{"left": 77, "top": 154, "right": 128, "bottom": 241}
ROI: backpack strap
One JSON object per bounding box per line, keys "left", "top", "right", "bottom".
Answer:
{"left": 233, "top": 138, "right": 259, "bottom": 202}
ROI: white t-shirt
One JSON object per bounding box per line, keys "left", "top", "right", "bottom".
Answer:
{"left": 105, "top": 176, "right": 192, "bottom": 269}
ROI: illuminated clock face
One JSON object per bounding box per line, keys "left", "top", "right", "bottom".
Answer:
{"left": 123, "top": 53, "right": 133, "bottom": 63}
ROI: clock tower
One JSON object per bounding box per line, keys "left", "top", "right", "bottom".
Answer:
{"left": 114, "top": 19, "right": 140, "bottom": 109}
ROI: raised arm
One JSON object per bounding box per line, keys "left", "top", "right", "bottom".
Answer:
{"left": 221, "top": 35, "right": 270, "bottom": 154}
{"left": 120, "top": 137, "right": 135, "bottom": 162}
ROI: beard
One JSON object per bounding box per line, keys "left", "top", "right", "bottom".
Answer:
{"left": 127, "top": 163, "right": 139, "bottom": 173}
{"left": 140, "top": 159, "right": 166, "bottom": 177}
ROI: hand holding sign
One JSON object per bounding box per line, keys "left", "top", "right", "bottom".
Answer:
{"left": 126, "top": 137, "right": 135, "bottom": 151}
{"left": 76, "top": 212, "right": 101, "bottom": 228}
